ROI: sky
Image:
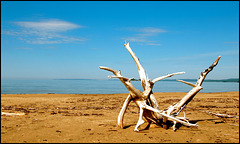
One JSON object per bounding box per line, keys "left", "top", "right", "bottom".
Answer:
{"left": 1, "top": 1, "right": 239, "bottom": 80}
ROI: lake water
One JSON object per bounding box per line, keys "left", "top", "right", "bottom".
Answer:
{"left": 1, "top": 79, "right": 239, "bottom": 94}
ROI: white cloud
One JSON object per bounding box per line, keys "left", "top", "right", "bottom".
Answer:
{"left": 4, "top": 19, "right": 87, "bottom": 45}
{"left": 14, "top": 19, "right": 81, "bottom": 32}
{"left": 146, "top": 43, "right": 161, "bottom": 46}
{"left": 124, "top": 27, "right": 166, "bottom": 34}
{"left": 138, "top": 27, "right": 166, "bottom": 35}
{"left": 120, "top": 27, "right": 166, "bottom": 46}
{"left": 121, "top": 37, "right": 148, "bottom": 42}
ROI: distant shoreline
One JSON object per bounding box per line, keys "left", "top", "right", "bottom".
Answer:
{"left": 54, "top": 78, "right": 239, "bottom": 83}
{"left": 1, "top": 91, "right": 239, "bottom": 96}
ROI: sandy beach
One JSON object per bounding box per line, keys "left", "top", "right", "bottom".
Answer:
{"left": 1, "top": 92, "right": 239, "bottom": 143}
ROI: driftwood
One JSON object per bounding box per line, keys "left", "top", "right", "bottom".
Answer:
{"left": 206, "top": 111, "right": 239, "bottom": 118}
{"left": 99, "top": 42, "right": 221, "bottom": 132}
{"left": 163, "top": 56, "right": 221, "bottom": 130}
{"left": 1, "top": 112, "right": 26, "bottom": 116}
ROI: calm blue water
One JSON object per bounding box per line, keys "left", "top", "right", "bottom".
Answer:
{"left": 1, "top": 79, "right": 239, "bottom": 94}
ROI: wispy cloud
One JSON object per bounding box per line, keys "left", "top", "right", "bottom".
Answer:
{"left": 150, "top": 49, "right": 239, "bottom": 63}
{"left": 3, "top": 19, "right": 87, "bottom": 44}
{"left": 16, "top": 47, "right": 33, "bottom": 50}
{"left": 224, "top": 41, "right": 239, "bottom": 48}
{"left": 146, "top": 43, "right": 161, "bottom": 46}
{"left": 14, "top": 19, "right": 80, "bottom": 32}
{"left": 224, "top": 41, "right": 239, "bottom": 44}
{"left": 121, "top": 36, "right": 148, "bottom": 42}
{"left": 120, "top": 27, "right": 166, "bottom": 45}
{"left": 137, "top": 27, "right": 166, "bottom": 36}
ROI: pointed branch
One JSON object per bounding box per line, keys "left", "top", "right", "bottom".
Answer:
{"left": 204, "top": 56, "right": 221, "bottom": 74}
{"left": 124, "top": 42, "right": 161, "bottom": 119}
{"left": 177, "top": 80, "right": 196, "bottom": 87}
{"left": 124, "top": 42, "right": 149, "bottom": 90}
{"left": 166, "top": 56, "right": 221, "bottom": 116}
{"left": 196, "top": 56, "right": 221, "bottom": 86}
{"left": 99, "top": 66, "right": 120, "bottom": 75}
{"left": 152, "top": 72, "right": 185, "bottom": 84}
{"left": 99, "top": 66, "right": 142, "bottom": 98}
{"left": 108, "top": 76, "right": 129, "bottom": 81}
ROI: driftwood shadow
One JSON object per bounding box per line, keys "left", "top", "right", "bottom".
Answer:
{"left": 167, "top": 118, "right": 223, "bottom": 132}
{"left": 123, "top": 117, "right": 223, "bottom": 131}
{"left": 123, "top": 124, "right": 136, "bottom": 129}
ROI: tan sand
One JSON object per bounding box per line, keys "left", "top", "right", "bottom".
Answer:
{"left": 1, "top": 92, "right": 239, "bottom": 143}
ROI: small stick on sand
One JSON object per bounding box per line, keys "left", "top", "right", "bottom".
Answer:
{"left": 1, "top": 112, "right": 26, "bottom": 116}
{"left": 206, "top": 111, "right": 239, "bottom": 118}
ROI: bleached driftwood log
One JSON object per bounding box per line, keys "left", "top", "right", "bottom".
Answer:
{"left": 99, "top": 66, "right": 189, "bottom": 131}
{"left": 99, "top": 42, "right": 220, "bottom": 132}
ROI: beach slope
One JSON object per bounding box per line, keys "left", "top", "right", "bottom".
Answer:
{"left": 1, "top": 92, "right": 239, "bottom": 143}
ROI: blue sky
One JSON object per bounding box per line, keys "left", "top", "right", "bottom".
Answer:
{"left": 1, "top": 1, "right": 239, "bottom": 80}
